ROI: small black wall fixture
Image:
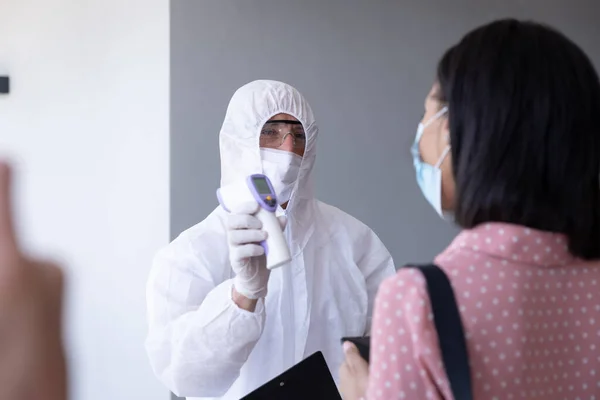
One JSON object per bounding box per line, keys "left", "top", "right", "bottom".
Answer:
{"left": 0, "top": 76, "right": 9, "bottom": 94}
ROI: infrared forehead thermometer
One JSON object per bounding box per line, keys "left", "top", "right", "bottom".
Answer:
{"left": 217, "top": 174, "right": 291, "bottom": 269}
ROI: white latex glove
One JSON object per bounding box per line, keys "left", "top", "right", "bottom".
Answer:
{"left": 226, "top": 201, "right": 286, "bottom": 300}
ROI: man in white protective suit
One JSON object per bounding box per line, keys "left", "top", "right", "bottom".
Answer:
{"left": 145, "top": 80, "right": 396, "bottom": 400}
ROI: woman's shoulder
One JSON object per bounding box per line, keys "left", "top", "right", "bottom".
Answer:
{"left": 375, "top": 268, "right": 430, "bottom": 311}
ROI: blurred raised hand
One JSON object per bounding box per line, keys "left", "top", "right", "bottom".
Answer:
{"left": 0, "top": 161, "right": 67, "bottom": 400}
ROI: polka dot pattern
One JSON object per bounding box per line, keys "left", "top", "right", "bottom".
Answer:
{"left": 366, "top": 223, "right": 600, "bottom": 400}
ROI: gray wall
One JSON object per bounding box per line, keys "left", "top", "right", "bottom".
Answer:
{"left": 170, "top": 0, "right": 598, "bottom": 397}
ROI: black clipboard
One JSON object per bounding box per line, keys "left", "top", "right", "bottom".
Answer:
{"left": 240, "top": 351, "right": 342, "bottom": 400}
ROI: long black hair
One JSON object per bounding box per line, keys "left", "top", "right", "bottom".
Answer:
{"left": 437, "top": 19, "right": 600, "bottom": 259}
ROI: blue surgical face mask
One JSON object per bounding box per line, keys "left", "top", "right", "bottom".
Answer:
{"left": 411, "top": 107, "right": 453, "bottom": 220}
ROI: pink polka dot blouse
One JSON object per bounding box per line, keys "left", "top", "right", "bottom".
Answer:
{"left": 367, "top": 223, "right": 600, "bottom": 400}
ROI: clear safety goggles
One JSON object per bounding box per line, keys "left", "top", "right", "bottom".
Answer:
{"left": 259, "top": 120, "right": 306, "bottom": 150}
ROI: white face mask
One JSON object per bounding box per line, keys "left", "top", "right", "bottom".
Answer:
{"left": 260, "top": 148, "right": 302, "bottom": 204}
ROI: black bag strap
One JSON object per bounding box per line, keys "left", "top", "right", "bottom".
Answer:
{"left": 404, "top": 264, "right": 473, "bottom": 400}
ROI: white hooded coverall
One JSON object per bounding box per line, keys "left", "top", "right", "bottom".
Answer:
{"left": 145, "top": 80, "right": 396, "bottom": 399}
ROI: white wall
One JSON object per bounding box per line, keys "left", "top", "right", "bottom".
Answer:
{"left": 0, "top": 1, "right": 169, "bottom": 399}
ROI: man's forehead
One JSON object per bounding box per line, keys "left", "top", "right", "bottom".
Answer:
{"left": 263, "top": 120, "right": 303, "bottom": 128}
{"left": 267, "top": 113, "right": 299, "bottom": 122}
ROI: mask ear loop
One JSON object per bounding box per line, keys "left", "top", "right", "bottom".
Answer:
{"left": 423, "top": 106, "right": 448, "bottom": 128}
{"left": 435, "top": 145, "right": 451, "bottom": 168}
{"left": 432, "top": 107, "right": 450, "bottom": 169}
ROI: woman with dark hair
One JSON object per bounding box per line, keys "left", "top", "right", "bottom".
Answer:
{"left": 339, "top": 19, "right": 600, "bottom": 399}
